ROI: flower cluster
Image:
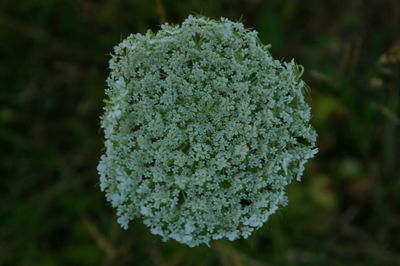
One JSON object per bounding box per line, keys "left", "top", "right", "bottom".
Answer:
{"left": 98, "top": 15, "right": 317, "bottom": 247}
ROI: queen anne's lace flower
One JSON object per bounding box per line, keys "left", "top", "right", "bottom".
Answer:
{"left": 98, "top": 15, "right": 317, "bottom": 247}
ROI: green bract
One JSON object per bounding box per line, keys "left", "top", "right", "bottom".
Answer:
{"left": 98, "top": 15, "right": 317, "bottom": 247}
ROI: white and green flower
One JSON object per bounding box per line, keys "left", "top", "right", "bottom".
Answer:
{"left": 98, "top": 15, "right": 317, "bottom": 247}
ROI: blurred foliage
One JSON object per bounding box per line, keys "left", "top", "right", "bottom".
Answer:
{"left": 1, "top": 0, "right": 399, "bottom": 265}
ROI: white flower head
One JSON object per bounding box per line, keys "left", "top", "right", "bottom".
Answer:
{"left": 98, "top": 15, "right": 317, "bottom": 247}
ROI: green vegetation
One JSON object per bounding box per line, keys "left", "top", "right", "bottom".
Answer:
{"left": 1, "top": 0, "right": 399, "bottom": 265}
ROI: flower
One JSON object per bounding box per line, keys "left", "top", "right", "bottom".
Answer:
{"left": 98, "top": 15, "right": 317, "bottom": 247}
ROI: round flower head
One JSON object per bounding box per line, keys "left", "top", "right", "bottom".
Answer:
{"left": 98, "top": 15, "right": 317, "bottom": 247}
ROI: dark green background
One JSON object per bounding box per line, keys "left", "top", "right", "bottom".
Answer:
{"left": 1, "top": 0, "right": 399, "bottom": 265}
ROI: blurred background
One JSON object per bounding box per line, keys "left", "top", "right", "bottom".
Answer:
{"left": 1, "top": 0, "right": 399, "bottom": 265}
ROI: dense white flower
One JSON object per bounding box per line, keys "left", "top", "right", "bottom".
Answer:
{"left": 98, "top": 15, "right": 317, "bottom": 247}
